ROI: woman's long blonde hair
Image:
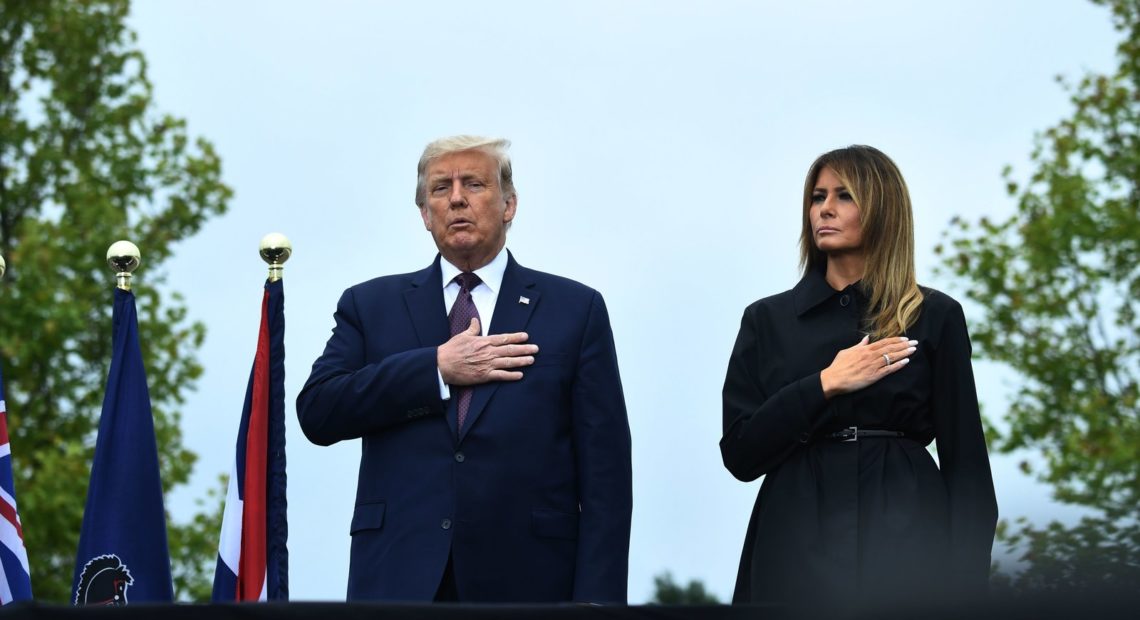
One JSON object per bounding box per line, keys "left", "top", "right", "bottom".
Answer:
{"left": 799, "top": 145, "right": 923, "bottom": 339}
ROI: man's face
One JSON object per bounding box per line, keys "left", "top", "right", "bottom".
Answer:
{"left": 420, "top": 149, "right": 516, "bottom": 268}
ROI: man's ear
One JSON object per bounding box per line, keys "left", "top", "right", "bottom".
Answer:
{"left": 419, "top": 205, "right": 432, "bottom": 230}
{"left": 502, "top": 194, "right": 518, "bottom": 224}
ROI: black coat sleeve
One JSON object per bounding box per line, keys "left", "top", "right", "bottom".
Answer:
{"left": 930, "top": 298, "right": 999, "bottom": 593}
{"left": 720, "top": 304, "right": 830, "bottom": 482}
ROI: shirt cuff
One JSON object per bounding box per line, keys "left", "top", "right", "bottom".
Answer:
{"left": 438, "top": 368, "right": 451, "bottom": 400}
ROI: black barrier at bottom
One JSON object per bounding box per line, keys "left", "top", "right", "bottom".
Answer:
{"left": 2, "top": 595, "right": 1140, "bottom": 620}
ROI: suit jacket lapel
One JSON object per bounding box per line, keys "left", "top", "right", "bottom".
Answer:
{"left": 402, "top": 256, "right": 459, "bottom": 439}
{"left": 459, "top": 252, "right": 540, "bottom": 443}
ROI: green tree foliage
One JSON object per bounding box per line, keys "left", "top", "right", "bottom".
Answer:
{"left": 938, "top": 0, "right": 1140, "bottom": 592}
{"left": 0, "top": 0, "right": 230, "bottom": 601}
{"left": 649, "top": 572, "right": 721, "bottom": 605}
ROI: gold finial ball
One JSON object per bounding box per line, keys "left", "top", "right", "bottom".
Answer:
{"left": 106, "top": 240, "right": 141, "bottom": 274}
{"left": 0, "top": 253, "right": 6, "bottom": 279}
{"left": 259, "top": 232, "right": 292, "bottom": 266}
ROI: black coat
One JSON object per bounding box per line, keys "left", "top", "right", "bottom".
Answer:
{"left": 721, "top": 268, "right": 998, "bottom": 605}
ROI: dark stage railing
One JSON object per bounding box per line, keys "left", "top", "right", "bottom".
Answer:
{"left": 3, "top": 595, "right": 1140, "bottom": 620}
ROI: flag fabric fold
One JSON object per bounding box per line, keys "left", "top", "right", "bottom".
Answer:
{"left": 213, "top": 278, "right": 288, "bottom": 601}
{"left": 72, "top": 288, "right": 173, "bottom": 605}
{"left": 0, "top": 365, "right": 32, "bottom": 605}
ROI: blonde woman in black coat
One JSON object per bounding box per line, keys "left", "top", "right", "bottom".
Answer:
{"left": 721, "top": 146, "right": 998, "bottom": 606}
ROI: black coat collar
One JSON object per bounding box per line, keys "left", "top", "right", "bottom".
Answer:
{"left": 792, "top": 265, "right": 865, "bottom": 316}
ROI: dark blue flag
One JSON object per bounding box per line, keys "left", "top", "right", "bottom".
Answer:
{"left": 212, "top": 278, "right": 288, "bottom": 601}
{"left": 72, "top": 288, "right": 172, "bottom": 605}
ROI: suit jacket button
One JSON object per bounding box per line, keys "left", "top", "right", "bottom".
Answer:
{"left": 441, "top": 518, "right": 452, "bottom": 530}
{"left": 454, "top": 452, "right": 465, "bottom": 463}
{"left": 799, "top": 432, "right": 811, "bottom": 443}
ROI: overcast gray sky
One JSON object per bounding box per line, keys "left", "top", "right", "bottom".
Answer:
{"left": 128, "top": 0, "right": 1118, "bottom": 602}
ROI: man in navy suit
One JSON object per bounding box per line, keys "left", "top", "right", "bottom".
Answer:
{"left": 297, "top": 135, "right": 632, "bottom": 603}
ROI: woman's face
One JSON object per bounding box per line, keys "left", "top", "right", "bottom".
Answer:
{"left": 809, "top": 167, "right": 863, "bottom": 255}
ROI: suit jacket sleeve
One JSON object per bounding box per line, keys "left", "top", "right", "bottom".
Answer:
{"left": 930, "top": 297, "right": 998, "bottom": 594}
{"left": 570, "top": 291, "right": 633, "bottom": 603}
{"left": 297, "top": 286, "right": 445, "bottom": 446}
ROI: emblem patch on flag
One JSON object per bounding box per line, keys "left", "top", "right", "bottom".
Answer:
{"left": 75, "top": 554, "right": 134, "bottom": 606}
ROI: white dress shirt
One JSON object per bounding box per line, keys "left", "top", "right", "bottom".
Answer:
{"left": 436, "top": 247, "right": 509, "bottom": 399}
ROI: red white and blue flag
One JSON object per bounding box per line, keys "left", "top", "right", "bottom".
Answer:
{"left": 0, "top": 366, "right": 32, "bottom": 604}
{"left": 212, "top": 278, "right": 288, "bottom": 601}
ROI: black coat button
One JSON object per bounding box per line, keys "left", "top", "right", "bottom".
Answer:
{"left": 799, "top": 432, "right": 811, "bottom": 443}
{"left": 839, "top": 294, "right": 850, "bottom": 307}
{"left": 455, "top": 452, "right": 465, "bottom": 463}
{"left": 441, "top": 518, "right": 452, "bottom": 530}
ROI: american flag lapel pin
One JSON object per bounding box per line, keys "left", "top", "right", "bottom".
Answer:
{"left": 519, "top": 296, "right": 530, "bottom": 305}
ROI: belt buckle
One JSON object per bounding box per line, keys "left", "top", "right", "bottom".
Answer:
{"left": 838, "top": 426, "right": 858, "bottom": 442}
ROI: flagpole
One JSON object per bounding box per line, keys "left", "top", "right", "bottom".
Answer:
{"left": 259, "top": 232, "right": 290, "bottom": 601}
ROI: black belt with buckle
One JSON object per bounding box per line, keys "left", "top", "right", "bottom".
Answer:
{"left": 825, "top": 426, "right": 906, "bottom": 442}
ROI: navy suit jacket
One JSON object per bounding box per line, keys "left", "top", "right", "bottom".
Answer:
{"left": 297, "top": 253, "right": 632, "bottom": 603}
